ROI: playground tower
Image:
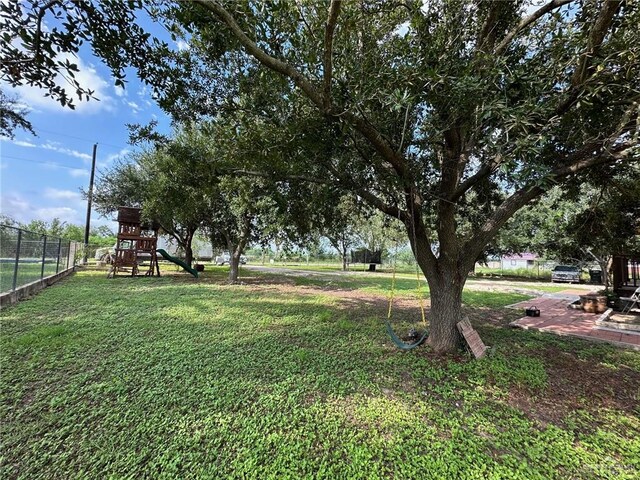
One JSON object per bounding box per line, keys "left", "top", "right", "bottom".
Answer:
{"left": 109, "top": 207, "right": 159, "bottom": 277}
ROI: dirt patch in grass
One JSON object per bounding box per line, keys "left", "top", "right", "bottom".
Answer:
{"left": 466, "top": 308, "right": 523, "bottom": 328}
{"left": 508, "top": 347, "right": 640, "bottom": 427}
{"left": 125, "top": 273, "right": 640, "bottom": 431}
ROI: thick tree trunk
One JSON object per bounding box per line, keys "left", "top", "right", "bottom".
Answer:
{"left": 341, "top": 245, "right": 348, "bottom": 271}
{"left": 184, "top": 245, "right": 193, "bottom": 268}
{"left": 412, "top": 226, "right": 467, "bottom": 353}
{"left": 229, "top": 252, "right": 240, "bottom": 283}
{"left": 228, "top": 242, "right": 247, "bottom": 284}
{"left": 425, "top": 271, "right": 465, "bottom": 353}
{"left": 182, "top": 229, "right": 196, "bottom": 268}
{"left": 328, "top": 237, "right": 348, "bottom": 271}
{"left": 224, "top": 236, "right": 239, "bottom": 284}
{"left": 598, "top": 258, "right": 610, "bottom": 290}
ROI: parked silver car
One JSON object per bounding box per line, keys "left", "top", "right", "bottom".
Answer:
{"left": 215, "top": 253, "right": 247, "bottom": 266}
{"left": 551, "top": 265, "right": 580, "bottom": 283}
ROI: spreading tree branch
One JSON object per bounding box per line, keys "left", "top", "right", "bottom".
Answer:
{"left": 550, "top": 0, "right": 622, "bottom": 117}
{"left": 322, "top": 0, "right": 342, "bottom": 111}
{"left": 192, "top": 0, "right": 414, "bottom": 188}
{"left": 476, "top": 1, "right": 504, "bottom": 53}
{"left": 495, "top": 0, "right": 576, "bottom": 55}
{"left": 192, "top": 0, "right": 325, "bottom": 107}
{"left": 465, "top": 140, "right": 637, "bottom": 259}
{"left": 450, "top": 154, "right": 503, "bottom": 202}
{"left": 294, "top": 0, "right": 317, "bottom": 41}
{"left": 571, "top": 0, "right": 621, "bottom": 87}
{"left": 2, "top": 0, "right": 61, "bottom": 66}
{"left": 226, "top": 169, "right": 332, "bottom": 186}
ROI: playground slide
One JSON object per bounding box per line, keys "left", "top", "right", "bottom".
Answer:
{"left": 156, "top": 249, "right": 198, "bottom": 278}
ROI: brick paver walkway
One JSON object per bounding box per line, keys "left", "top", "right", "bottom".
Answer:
{"left": 509, "top": 292, "right": 640, "bottom": 350}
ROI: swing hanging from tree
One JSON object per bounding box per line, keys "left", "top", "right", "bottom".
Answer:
{"left": 384, "top": 196, "right": 429, "bottom": 351}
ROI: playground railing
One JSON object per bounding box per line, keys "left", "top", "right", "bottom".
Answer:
{"left": 0, "top": 225, "right": 82, "bottom": 294}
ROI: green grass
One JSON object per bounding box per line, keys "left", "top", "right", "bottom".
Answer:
{"left": 252, "top": 268, "right": 562, "bottom": 300}
{"left": 474, "top": 267, "right": 593, "bottom": 283}
{"left": 1, "top": 270, "right": 639, "bottom": 479}
{"left": 475, "top": 266, "right": 552, "bottom": 280}
{"left": 0, "top": 260, "right": 62, "bottom": 293}
{"left": 250, "top": 263, "right": 572, "bottom": 293}
{"left": 268, "top": 262, "right": 420, "bottom": 274}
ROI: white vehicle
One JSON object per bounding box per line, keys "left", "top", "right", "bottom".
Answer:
{"left": 215, "top": 253, "right": 247, "bottom": 266}
{"left": 551, "top": 265, "right": 581, "bottom": 283}
{"left": 94, "top": 245, "right": 115, "bottom": 262}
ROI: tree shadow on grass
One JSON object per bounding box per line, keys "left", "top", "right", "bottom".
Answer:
{"left": 3, "top": 271, "right": 640, "bottom": 479}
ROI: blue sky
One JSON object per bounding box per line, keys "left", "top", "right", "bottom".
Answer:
{"left": 1, "top": 19, "right": 178, "bottom": 233}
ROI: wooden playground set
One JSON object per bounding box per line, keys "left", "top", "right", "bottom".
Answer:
{"left": 108, "top": 207, "right": 197, "bottom": 278}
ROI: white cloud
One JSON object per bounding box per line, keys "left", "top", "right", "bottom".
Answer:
{"left": 1, "top": 190, "right": 115, "bottom": 229}
{"left": 524, "top": 1, "right": 545, "bottom": 16}
{"left": 0, "top": 137, "right": 37, "bottom": 148}
{"left": 0, "top": 193, "right": 30, "bottom": 222}
{"left": 126, "top": 101, "right": 141, "bottom": 113}
{"left": 0, "top": 193, "right": 72, "bottom": 224}
{"left": 394, "top": 21, "right": 410, "bottom": 37}
{"left": 96, "top": 148, "right": 130, "bottom": 169}
{"left": 13, "top": 53, "right": 115, "bottom": 115}
{"left": 69, "top": 168, "right": 89, "bottom": 178}
{"left": 0, "top": 161, "right": 8, "bottom": 169}
{"left": 114, "top": 85, "right": 125, "bottom": 97}
{"left": 44, "top": 188, "right": 81, "bottom": 201}
{"left": 137, "top": 85, "right": 156, "bottom": 108}
{"left": 138, "top": 85, "right": 150, "bottom": 97}
{"left": 13, "top": 139, "right": 37, "bottom": 148}
{"left": 41, "top": 142, "right": 92, "bottom": 161}
{"left": 33, "top": 206, "right": 79, "bottom": 224}
{"left": 106, "top": 148, "right": 130, "bottom": 163}
{"left": 176, "top": 40, "right": 190, "bottom": 51}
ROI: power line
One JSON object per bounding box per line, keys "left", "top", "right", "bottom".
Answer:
{"left": 33, "top": 128, "right": 130, "bottom": 151}
{"left": 0, "top": 155, "right": 89, "bottom": 171}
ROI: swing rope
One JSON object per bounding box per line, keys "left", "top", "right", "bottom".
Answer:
{"left": 384, "top": 191, "right": 429, "bottom": 350}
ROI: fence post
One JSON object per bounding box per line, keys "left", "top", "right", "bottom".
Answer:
{"left": 41, "top": 234, "right": 48, "bottom": 280}
{"left": 67, "top": 241, "right": 71, "bottom": 269}
{"left": 55, "top": 238, "right": 62, "bottom": 274}
{"left": 12, "top": 229, "right": 22, "bottom": 291}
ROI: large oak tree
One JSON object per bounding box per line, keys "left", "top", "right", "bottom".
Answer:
{"left": 167, "top": 0, "right": 640, "bottom": 352}
{"left": 3, "top": 0, "right": 639, "bottom": 352}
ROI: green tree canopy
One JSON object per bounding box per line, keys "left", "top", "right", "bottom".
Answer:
{"left": 498, "top": 164, "right": 640, "bottom": 287}
{"left": 93, "top": 128, "right": 219, "bottom": 267}
{"left": 4, "top": 0, "right": 639, "bottom": 352}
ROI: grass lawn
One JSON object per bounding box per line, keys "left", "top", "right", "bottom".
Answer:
{"left": 1, "top": 269, "right": 639, "bottom": 479}
{"left": 264, "top": 262, "right": 433, "bottom": 276}
{"left": 249, "top": 265, "right": 570, "bottom": 295}
{"left": 257, "top": 262, "right": 575, "bottom": 287}
{"left": 0, "top": 261, "right": 62, "bottom": 293}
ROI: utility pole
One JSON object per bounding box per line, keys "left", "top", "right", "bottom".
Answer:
{"left": 83, "top": 143, "right": 98, "bottom": 264}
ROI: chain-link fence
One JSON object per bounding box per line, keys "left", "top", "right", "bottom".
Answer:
{"left": 0, "top": 225, "right": 82, "bottom": 294}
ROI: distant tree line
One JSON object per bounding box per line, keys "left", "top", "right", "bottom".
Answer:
{"left": 0, "top": 215, "right": 116, "bottom": 247}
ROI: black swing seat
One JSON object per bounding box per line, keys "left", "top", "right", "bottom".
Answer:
{"left": 384, "top": 319, "right": 428, "bottom": 350}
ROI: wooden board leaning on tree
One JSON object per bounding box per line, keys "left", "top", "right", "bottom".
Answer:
{"left": 457, "top": 318, "right": 488, "bottom": 359}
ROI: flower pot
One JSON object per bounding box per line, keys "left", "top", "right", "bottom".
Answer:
{"left": 580, "top": 295, "right": 607, "bottom": 314}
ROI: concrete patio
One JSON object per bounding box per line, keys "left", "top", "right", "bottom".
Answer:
{"left": 508, "top": 291, "right": 640, "bottom": 350}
